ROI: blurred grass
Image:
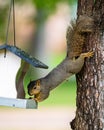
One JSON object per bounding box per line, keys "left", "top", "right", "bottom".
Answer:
{"left": 39, "top": 77, "right": 77, "bottom": 107}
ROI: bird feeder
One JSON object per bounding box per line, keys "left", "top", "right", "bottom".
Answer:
{"left": 0, "top": 0, "right": 48, "bottom": 109}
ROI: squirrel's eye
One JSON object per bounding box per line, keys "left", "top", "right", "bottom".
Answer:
{"left": 33, "top": 86, "right": 36, "bottom": 89}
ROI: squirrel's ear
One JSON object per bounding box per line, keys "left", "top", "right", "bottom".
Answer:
{"left": 36, "top": 80, "right": 40, "bottom": 87}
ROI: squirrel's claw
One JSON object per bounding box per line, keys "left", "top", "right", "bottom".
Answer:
{"left": 80, "top": 51, "right": 94, "bottom": 58}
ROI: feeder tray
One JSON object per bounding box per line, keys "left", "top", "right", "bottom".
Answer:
{"left": 0, "top": 97, "right": 37, "bottom": 109}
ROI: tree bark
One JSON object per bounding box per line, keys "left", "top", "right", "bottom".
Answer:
{"left": 71, "top": 0, "right": 104, "bottom": 129}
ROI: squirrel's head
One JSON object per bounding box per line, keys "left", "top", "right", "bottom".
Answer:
{"left": 28, "top": 80, "right": 41, "bottom": 96}
{"left": 28, "top": 79, "right": 50, "bottom": 102}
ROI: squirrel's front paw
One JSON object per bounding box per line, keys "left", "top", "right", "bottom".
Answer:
{"left": 34, "top": 91, "right": 49, "bottom": 102}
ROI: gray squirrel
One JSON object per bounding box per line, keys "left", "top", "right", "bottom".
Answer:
{"left": 28, "top": 16, "right": 94, "bottom": 102}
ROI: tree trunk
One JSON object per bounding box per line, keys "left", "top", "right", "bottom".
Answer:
{"left": 70, "top": 0, "right": 104, "bottom": 129}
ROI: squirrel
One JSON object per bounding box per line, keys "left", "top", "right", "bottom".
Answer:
{"left": 27, "top": 15, "right": 94, "bottom": 102}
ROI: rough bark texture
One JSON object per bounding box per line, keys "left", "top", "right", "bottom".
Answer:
{"left": 70, "top": 0, "right": 104, "bottom": 129}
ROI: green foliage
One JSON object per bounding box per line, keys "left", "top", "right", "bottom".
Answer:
{"left": 33, "top": 0, "right": 77, "bottom": 8}
{"left": 32, "top": 0, "right": 77, "bottom": 24}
